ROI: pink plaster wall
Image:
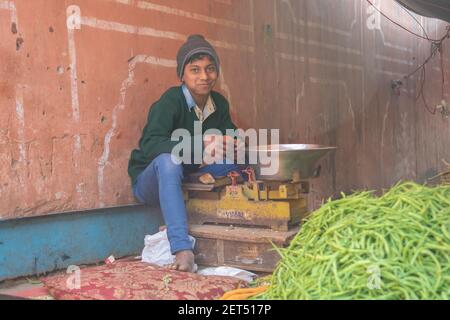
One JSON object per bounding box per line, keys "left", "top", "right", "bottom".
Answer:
{"left": 1, "top": 0, "right": 449, "bottom": 219}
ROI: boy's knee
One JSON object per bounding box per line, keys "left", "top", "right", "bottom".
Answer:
{"left": 154, "top": 154, "right": 184, "bottom": 178}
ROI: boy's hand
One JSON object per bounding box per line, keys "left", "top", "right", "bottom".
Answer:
{"left": 226, "top": 136, "right": 245, "bottom": 163}
{"left": 203, "top": 134, "right": 244, "bottom": 165}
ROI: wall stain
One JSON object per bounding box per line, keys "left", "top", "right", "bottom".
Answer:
{"left": 11, "top": 23, "right": 17, "bottom": 34}
{"left": 263, "top": 24, "right": 273, "bottom": 38}
{"left": 61, "top": 254, "right": 71, "bottom": 261}
{"left": 16, "top": 37, "right": 24, "bottom": 51}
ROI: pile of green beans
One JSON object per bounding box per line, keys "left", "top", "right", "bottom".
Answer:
{"left": 256, "top": 181, "right": 450, "bottom": 300}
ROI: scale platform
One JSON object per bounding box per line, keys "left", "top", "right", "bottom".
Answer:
{"left": 184, "top": 144, "right": 336, "bottom": 272}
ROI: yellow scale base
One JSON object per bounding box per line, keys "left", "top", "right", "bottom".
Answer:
{"left": 185, "top": 181, "right": 308, "bottom": 272}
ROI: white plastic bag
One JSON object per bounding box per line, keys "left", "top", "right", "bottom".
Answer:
{"left": 197, "top": 266, "right": 257, "bottom": 282}
{"left": 141, "top": 230, "right": 196, "bottom": 267}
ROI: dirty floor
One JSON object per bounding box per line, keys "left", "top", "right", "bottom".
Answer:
{"left": 0, "top": 276, "right": 55, "bottom": 300}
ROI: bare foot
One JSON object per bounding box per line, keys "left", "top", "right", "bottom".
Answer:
{"left": 168, "top": 250, "right": 196, "bottom": 273}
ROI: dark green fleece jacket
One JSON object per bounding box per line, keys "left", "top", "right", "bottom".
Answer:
{"left": 128, "top": 86, "right": 237, "bottom": 186}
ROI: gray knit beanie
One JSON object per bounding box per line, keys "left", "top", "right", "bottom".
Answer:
{"left": 176, "top": 34, "right": 220, "bottom": 79}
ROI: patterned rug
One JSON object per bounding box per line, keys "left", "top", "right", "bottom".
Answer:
{"left": 41, "top": 260, "right": 246, "bottom": 300}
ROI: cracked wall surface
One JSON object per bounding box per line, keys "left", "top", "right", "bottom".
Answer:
{"left": 1, "top": 0, "right": 449, "bottom": 219}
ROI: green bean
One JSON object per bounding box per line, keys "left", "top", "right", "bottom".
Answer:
{"left": 253, "top": 181, "right": 450, "bottom": 300}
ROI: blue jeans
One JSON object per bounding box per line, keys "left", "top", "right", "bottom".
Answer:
{"left": 133, "top": 153, "right": 243, "bottom": 255}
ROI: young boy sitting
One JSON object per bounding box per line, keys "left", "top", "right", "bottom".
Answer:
{"left": 128, "top": 34, "right": 242, "bottom": 272}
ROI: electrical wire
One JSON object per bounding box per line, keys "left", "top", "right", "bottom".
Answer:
{"left": 406, "top": 32, "right": 450, "bottom": 114}
{"left": 366, "top": 0, "right": 450, "bottom": 115}
{"left": 439, "top": 41, "right": 446, "bottom": 99}
{"left": 403, "top": 41, "right": 440, "bottom": 79}
{"left": 416, "top": 66, "right": 437, "bottom": 115}
{"left": 397, "top": 2, "right": 429, "bottom": 40}
{"left": 366, "top": 0, "right": 439, "bottom": 41}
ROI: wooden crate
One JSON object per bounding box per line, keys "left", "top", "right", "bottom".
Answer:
{"left": 190, "top": 224, "right": 300, "bottom": 273}
{"left": 442, "top": 172, "right": 450, "bottom": 184}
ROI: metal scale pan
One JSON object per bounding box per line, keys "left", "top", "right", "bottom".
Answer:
{"left": 246, "top": 144, "right": 337, "bottom": 181}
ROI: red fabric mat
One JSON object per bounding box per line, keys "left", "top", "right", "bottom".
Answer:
{"left": 42, "top": 260, "right": 246, "bottom": 300}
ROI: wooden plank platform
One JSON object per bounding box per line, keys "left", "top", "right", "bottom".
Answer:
{"left": 190, "top": 224, "right": 300, "bottom": 243}
{"left": 189, "top": 224, "right": 300, "bottom": 272}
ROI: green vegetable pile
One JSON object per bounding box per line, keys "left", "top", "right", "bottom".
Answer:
{"left": 257, "top": 182, "right": 450, "bottom": 300}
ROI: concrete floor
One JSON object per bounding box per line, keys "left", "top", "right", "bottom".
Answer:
{"left": 0, "top": 278, "right": 42, "bottom": 293}
{"left": 0, "top": 273, "right": 62, "bottom": 300}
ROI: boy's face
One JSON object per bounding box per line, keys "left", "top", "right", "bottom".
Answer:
{"left": 182, "top": 55, "right": 218, "bottom": 97}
